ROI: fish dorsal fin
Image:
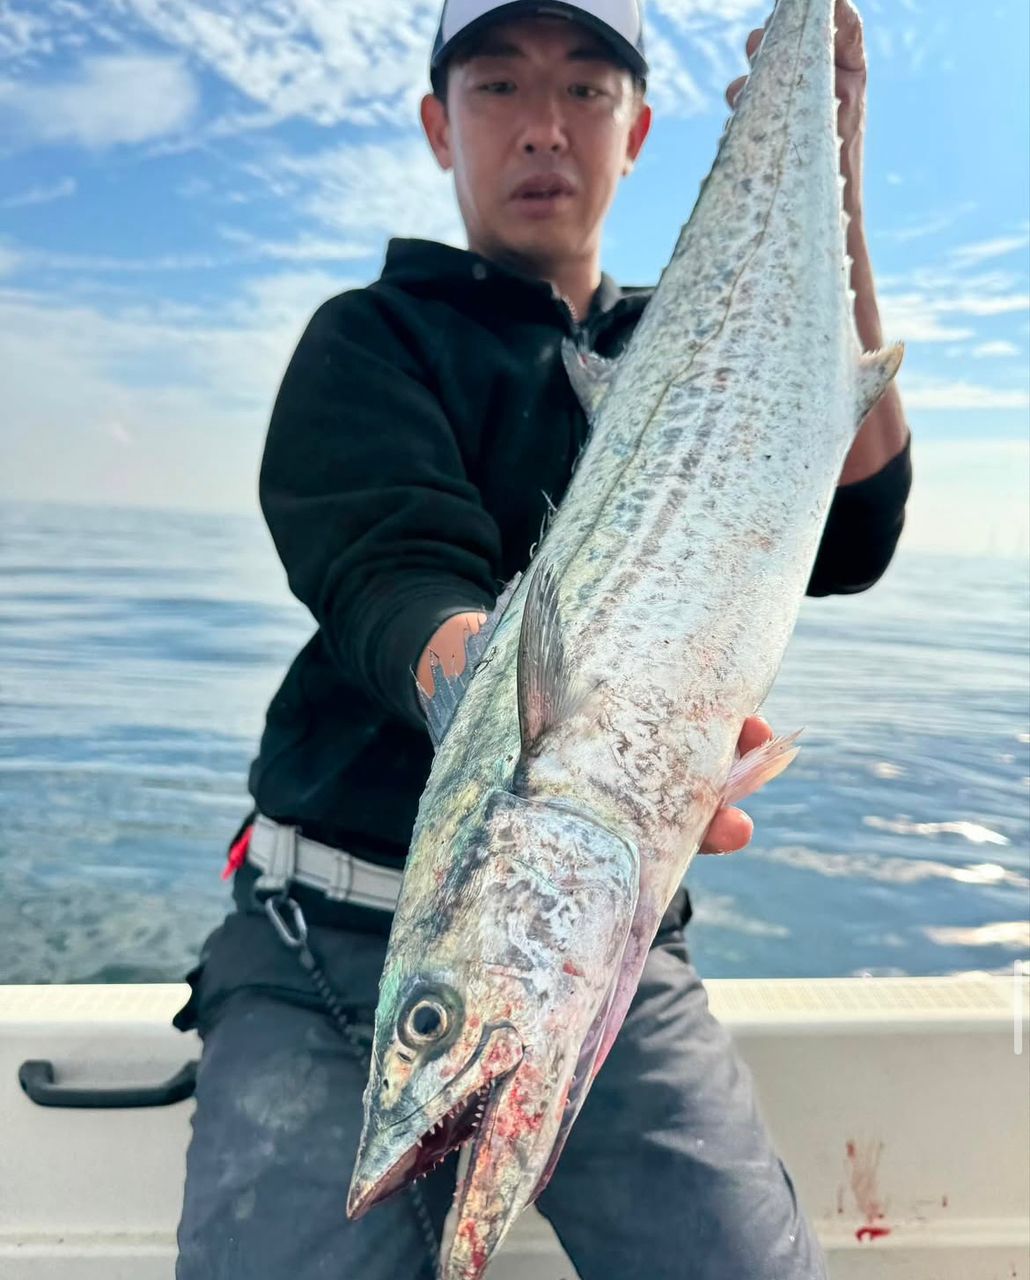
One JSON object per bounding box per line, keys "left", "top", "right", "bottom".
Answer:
{"left": 416, "top": 573, "right": 521, "bottom": 750}
{"left": 517, "top": 561, "right": 591, "bottom": 754}
{"left": 561, "top": 339, "right": 619, "bottom": 422}
{"left": 855, "top": 343, "right": 904, "bottom": 425}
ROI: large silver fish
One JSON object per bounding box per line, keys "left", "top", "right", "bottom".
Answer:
{"left": 347, "top": 0, "right": 903, "bottom": 1274}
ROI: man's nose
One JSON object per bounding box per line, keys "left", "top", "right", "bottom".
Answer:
{"left": 518, "top": 90, "right": 569, "bottom": 154}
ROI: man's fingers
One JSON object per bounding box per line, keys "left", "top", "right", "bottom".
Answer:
{"left": 729, "top": 22, "right": 767, "bottom": 109}
{"left": 700, "top": 806, "right": 754, "bottom": 855}
{"left": 737, "top": 714, "right": 774, "bottom": 757}
{"left": 736, "top": 4, "right": 866, "bottom": 81}
{"left": 834, "top": 0, "right": 865, "bottom": 68}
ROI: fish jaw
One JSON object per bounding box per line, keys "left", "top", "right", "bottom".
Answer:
{"left": 347, "top": 1022, "right": 524, "bottom": 1220}
{"left": 440, "top": 1054, "right": 563, "bottom": 1279}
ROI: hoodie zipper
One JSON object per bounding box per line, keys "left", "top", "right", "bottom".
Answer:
{"left": 556, "top": 291, "right": 590, "bottom": 352}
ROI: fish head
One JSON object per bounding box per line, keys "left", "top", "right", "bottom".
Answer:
{"left": 348, "top": 789, "right": 639, "bottom": 1278}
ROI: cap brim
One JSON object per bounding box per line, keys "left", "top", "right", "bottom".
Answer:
{"left": 431, "top": 1, "right": 648, "bottom": 88}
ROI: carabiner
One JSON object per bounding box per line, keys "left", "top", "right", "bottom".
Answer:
{"left": 264, "top": 894, "right": 308, "bottom": 950}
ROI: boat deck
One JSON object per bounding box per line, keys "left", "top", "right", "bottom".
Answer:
{"left": 2, "top": 976, "right": 1027, "bottom": 1278}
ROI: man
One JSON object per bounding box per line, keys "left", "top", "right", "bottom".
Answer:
{"left": 175, "top": 2, "right": 911, "bottom": 1277}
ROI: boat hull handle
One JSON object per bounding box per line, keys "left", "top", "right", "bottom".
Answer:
{"left": 18, "top": 1059, "right": 198, "bottom": 1108}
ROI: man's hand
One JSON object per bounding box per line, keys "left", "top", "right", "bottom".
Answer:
{"left": 699, "top": 715, "right": 773, "bottom": 854}
{"left": 416, "top": 610, "right": 489, "bottom": 698}
{"left": 724, "top": 1, "right": 868, "bottom": 214}
{"left": 419, "top": 621, "right": 773, "bottom": 855}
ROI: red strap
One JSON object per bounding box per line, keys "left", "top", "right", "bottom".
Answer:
{"left": 221, "top": 824, "right": 253, "bottom": 881}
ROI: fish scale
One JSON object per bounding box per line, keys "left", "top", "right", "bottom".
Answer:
{"left": 348, "top": 1, "right": 904, "bottom": 1276}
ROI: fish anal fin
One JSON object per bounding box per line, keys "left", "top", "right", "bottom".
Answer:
{"left": 856, "top": 343, "right": 904, "bottom": 425}
{"left": 722, "top": 728, "right": 803, "bottom": 807}
{"left": 415, "top": 572, "right": 522, "bottom": 750}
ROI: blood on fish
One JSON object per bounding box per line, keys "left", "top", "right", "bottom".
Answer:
{"left": 563, "top": 960, "right": 583, "bottom": 977}
{"left": 458, "top": 1219, "right": 488, "bottom": 1272}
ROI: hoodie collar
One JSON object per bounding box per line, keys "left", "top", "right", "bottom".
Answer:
{"left": 379, "top": 238, "right": 649, "bottom": 326}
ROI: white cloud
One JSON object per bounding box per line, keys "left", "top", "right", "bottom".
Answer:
{"left": 19, "top": 248, "right": 223, "bottom": 273}
{"left": 5, "top": 235, "right": 373, "bottom": 276}
{"left": 944, "top": 292, "right": 1030, "bottom": 318}
{"left": 878, "top": 203, "right": 977, "bottom": 243}
{"left": 901, "top": 378, "right": 1029, "bottom": 410}
{"left": 651, "top": 0, "right": 766, "bottom": 20}
{"left": 280, "top": 138, "right": 465, "bottom": 251}
{"left": 643, "top": 25, "right": 708, "bottom": 117}
{"left": 646, "top": 1, "right": 767, "bottom": 109}
{"left": 0, "top": 6, "right": 49, "bottom": 62}
{"left": 948, "top": 233, "right": 1030, "bottom": 268}
{"left": 0, "top": 267, "right": 356, "bottom": 510}
{"left": 0, "top": 176, "right": 77, "bottom": 208}
{"left": 877, "top": 294, "right": 974, "bottom": 343}
{"left": 0, "top": 54, "right": 198, "bottom": 148}
{"left": 34, "top": 0, "right": 761, "bottom": 131}
{"left": 878, "top": 255, "right": 1030, "bottom": 344}
{"left": 216, "top": 226, "right": 374, "bottom": 264}
{"left": 111, "top": 0, "right": 439, "bottom": 128}
{"left": 0, "top": 244, "right": 21, "bottom": 276}
{"left": 971, "top": 340, "right": 1020, "bottom": 359}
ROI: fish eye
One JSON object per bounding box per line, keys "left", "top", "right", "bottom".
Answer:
{"left": 397, "top": 983, "right": 463, "bottom": 1053}
{"left": 404, "top": 1003, "right": 447, "bottom": 1044}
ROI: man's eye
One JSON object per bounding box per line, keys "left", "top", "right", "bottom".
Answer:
{"left": 569, "top": 84, "right": 603, "bottom": 100}
{"left": 479, "top": 81, "right": 515, "bottom": 94}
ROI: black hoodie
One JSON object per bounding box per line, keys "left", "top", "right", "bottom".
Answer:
{"left": 249, "top": 237, "right": 912, "bottom": 869}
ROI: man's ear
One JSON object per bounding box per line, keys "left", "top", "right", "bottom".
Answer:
{"left": 622, "top": 99, "right": 653, "bottom": 176}
{"left": 420, "top": 92, "right": 454, "bottom": 172}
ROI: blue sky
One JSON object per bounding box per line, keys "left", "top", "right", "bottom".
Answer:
{"left": 1, "top": 0, "right": 1027, "bottom": 555}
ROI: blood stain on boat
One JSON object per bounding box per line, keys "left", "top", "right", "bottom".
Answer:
{"left": 856, "top": 1224, "right": 891, "bottom": 1242}
{"left": 845, "top": 1138, "right": 891, "bottom": 1242}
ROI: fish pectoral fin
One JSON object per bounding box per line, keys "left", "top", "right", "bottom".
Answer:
{"left": 516, "top": 560, "right": 593, "bottom": 754}
{"left": 416, "top": 572, "right": 522, "bottom": 751}
{"left": 721, "top": 728, "right": 803, "bottom": 806}
{"left": 855, "top": 343, "right": 904, "bottom": 425}
{"left": 560, "top": 339, "right": 619, "bottom": 422}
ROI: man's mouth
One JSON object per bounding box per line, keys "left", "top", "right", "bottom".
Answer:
{"left": 511, "top": 175, "right": 576, "bottom": 203}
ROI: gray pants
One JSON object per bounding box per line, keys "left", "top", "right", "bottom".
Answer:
{"left": 176, "top": 913, "right": 826, "bottom": 1280}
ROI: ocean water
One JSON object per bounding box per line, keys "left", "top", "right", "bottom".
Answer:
{"left": 1, "top": 499, "right": 1027, "bottom": 985}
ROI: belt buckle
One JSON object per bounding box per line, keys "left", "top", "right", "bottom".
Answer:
{"left": 324, "top": 848, "right": 354, "bottom": 903}
{"left": 253, "top": 820, "right": 298, "bottom": 900}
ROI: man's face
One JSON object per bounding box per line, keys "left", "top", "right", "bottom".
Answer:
{"left": 421, "top": 16, "right": 651, "bottom": 271}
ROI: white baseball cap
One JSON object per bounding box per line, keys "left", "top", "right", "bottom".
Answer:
{"left": 430, "top": 0, "right": 648, "bottom": 94}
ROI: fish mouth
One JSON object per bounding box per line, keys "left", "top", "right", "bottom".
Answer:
{"left": 347, "top": 1024, "right": 523, "bottom": 1220}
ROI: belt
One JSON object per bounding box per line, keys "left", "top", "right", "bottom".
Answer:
{"left": 247, "top": 814, "right": 404, "bottom": 912}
